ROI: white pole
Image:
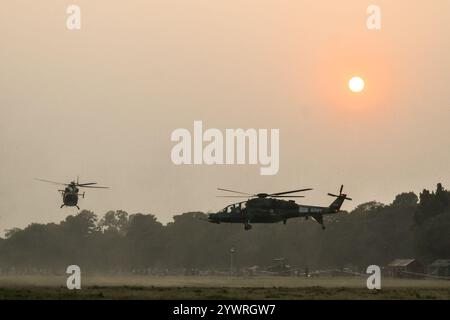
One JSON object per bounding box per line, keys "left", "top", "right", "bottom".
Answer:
{"left": 230, "top": 247, "right": 236, "bottom": 277}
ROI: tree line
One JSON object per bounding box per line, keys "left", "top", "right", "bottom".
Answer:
{"left": 0, "top": 184, "right": 449, "bottom": 273}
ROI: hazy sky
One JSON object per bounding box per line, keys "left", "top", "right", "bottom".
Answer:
{"left": 1, "top": 1, "right": 449, "bottom": 233}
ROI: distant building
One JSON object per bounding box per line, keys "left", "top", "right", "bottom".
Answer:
{"left": 428, "top": 259, "right": 450, "bottom": 277}
{"left": 386, "top": 259, "right": 424, "bottom": 278}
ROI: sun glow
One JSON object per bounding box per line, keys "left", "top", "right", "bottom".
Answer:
{"left": 349, "top": 76, "right": 365, "bottom": 93}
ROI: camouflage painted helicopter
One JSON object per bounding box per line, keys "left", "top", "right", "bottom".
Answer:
{"left": 36, "top": 178, "right": 108, "bottom": 209}
{"left": 207, "top": 185, "right": 351, "bottom": 230}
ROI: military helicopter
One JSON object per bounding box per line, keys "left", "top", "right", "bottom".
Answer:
{"left": 36, "top": 178, "right": 108, "bottom": 209}
{"left": 207, "top": 185, "right": 351, "bottom": 230}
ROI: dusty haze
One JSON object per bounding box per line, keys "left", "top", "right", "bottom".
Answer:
{"left": 1, "top": 1, "right": 449, "bottom": 233}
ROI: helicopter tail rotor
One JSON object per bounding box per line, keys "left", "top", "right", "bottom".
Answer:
{"left": 327, "top": 184, "right": 352, "bottom": 201}
{"left": 328, "top": 185, "right": 352, "bottom": 212}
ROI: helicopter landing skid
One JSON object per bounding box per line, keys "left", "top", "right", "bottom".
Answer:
{"left": 60, "top": 204, "right": 80, "bottom": 210}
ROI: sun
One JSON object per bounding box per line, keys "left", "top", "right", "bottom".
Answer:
{"left": 348, "top": 76, "right": 365, "bottom": 93}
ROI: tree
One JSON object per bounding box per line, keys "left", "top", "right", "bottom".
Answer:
{"left": 125, "top": 213, "right": 165, "bottom": 268}
{"left": 0, "top": 184, "right": 449, "bottom": 272}
{"left": 99, "top": 210, "right": 129, "bottom": 235}
{"left": 4, "top": 228, "right": 21, "bottom": 239}
{"left": 60, "top": 210, "right": 98, "bottom": 237}
{"left": 352, "top": 201, "right": 385, "bottom": 214}
{"left": 392, "top": 192, "right": 418, "bottom": 207}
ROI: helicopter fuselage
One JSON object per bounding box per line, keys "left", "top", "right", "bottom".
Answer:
{"left": 62, "top": 191, "right": 79, "bottom": 206}
{"left": 59, "top": 184, "right": 82, "bottom": 208}
{"left": 210, "top": 203, "right": 334, "bottom": 224}
{"left": 208, "top": 193, "right": 347, "bottom": 230}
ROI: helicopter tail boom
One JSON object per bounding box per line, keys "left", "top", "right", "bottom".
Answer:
{"left": 328, "top": 196, "right": 346, "bottom": 212}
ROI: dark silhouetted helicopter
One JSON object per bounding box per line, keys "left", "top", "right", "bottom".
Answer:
{"left": 207, "top": 185, "right": 351, "bottom": 230}
{"left": 36, "top": 178, "right": 108, "bottom": 209}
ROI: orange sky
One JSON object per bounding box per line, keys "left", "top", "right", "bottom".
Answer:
{"left": 0, "top": 1, "right": 449, "bottom": 232}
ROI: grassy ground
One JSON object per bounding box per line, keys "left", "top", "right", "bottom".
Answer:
{"left": 0, "top": 275, "right": 449, "bottom": 299}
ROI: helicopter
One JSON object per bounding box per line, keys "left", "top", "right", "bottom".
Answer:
{"left": 35, "top": 178, "right": 108, "bottom": 209}
{"left": 206, "top": 185, "right": 351, "bottom": 230}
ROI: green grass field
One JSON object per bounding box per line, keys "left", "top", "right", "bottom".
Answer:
{"left": 0, "top": 275, "right": 449, "bottom": 299}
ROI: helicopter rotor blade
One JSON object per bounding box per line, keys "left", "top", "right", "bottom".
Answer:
{"left": 78, "top": 185, "right": 109, "bottom": 189}
{"left": 328, "top": 193, "right": 339, "bottom": 197}
{"left": 77, "top": 182, "right": 98, "bottom": 186}
{"left": 269, "top": 188, "right": 313, "bottom": 196}
{"left": 217, "top": 188, "right": 253, "bottom": 196}
{"left": 272, "top": 195, "right": 305, "bottom": 198}
{"left": 216, "top": 196, "right": 251, "bottom": 198}
{"left": 35, "top": 178, "right": 69, "bottom": 186}
{"left": 340, "top": 185, "right": 344, "bottom": 194}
